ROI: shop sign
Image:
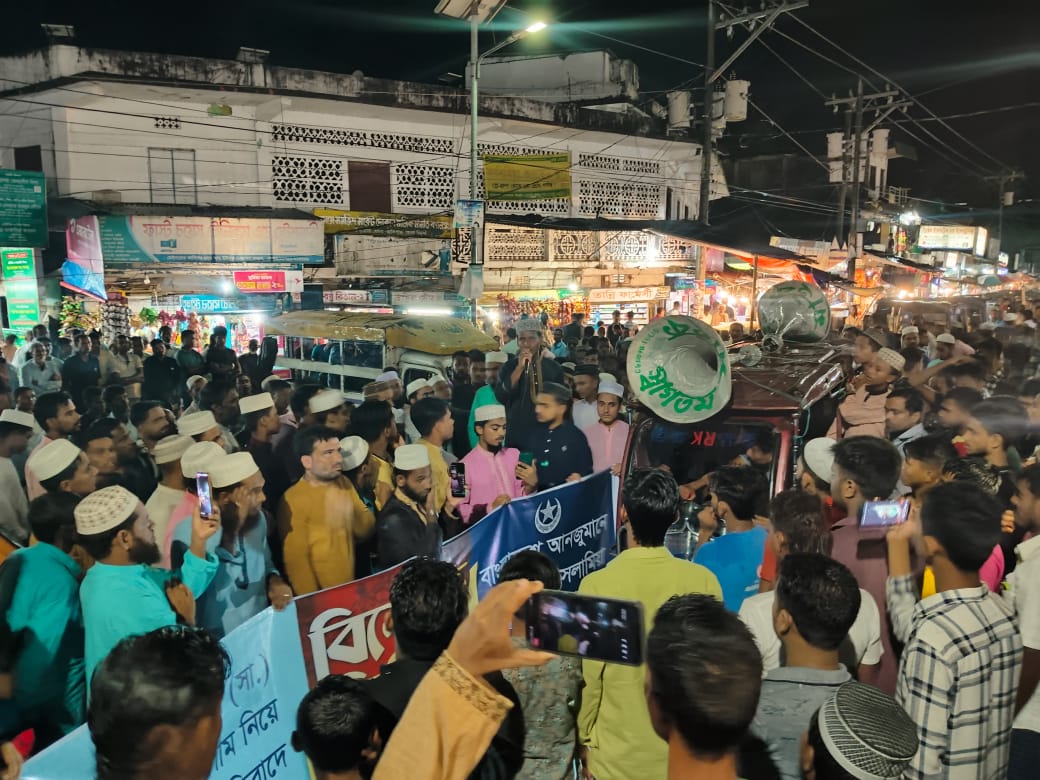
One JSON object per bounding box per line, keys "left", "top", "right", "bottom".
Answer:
{"left": 916, "top": 225, "right": 978, "bottom": 253}
{"left": 323, "top": 289, "right": 372, "bottom": 304}
{"left": 1, "top": 247, "right": 41, "bottom": 329}
{"left": 179, "top": 295, "right": 277, "bottom": 314}
{"left": 671, "top": 276, "right": 699, "bottom": 290}
{"left": 483, "top": 153, "right": 571, "bottom": 202}
{"left": 588, "top": 286, "right": 670, "bottom": 303}
{"left": 75, "top": 216, "right": 324, "bottom": 265}
{"left": 769, "top": 236, "right": 831, "bottom": 262}
{"left": 233, "top": 270, "right": 304, "bottom": 294}
{"left": 392, "top": 291, "right": 466, "bottom": 305}
{"left": 0, "top": 171, "right": 48, "bottom": 247}
{"left": 453, "top": 199, "right": 484, "bottom": 230}
{"left": 315, "top": 208, "right": 453, "bottom": 239}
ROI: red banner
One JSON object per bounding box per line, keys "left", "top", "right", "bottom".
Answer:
{"left": 232, "top": 269, "right": 303, "bottom": 293}
{"left": 293, "top": 565, "right": 401, "bottom": 686}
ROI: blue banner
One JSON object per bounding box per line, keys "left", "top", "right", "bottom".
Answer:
{"left": 443, "top": 469, "right": 617, "bottom": 598}
{"left": 23, "top": 606, "right": 310, "bottom": 780}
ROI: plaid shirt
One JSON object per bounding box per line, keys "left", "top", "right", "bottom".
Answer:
{"left": 891, "top": 574, "right": 1022, "bottom": 779}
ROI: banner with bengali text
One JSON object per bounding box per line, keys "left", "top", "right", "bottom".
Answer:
{"left": 24, "top": 474, "right": 616, "bottom": 776}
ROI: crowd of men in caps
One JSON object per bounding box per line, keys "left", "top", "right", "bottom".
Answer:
{"left": 0, "top": 304, "right": 1038, "bottom": 779}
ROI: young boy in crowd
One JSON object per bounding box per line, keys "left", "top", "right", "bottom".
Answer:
{"left": 887, "top": 482, "right": 1022, "bottom": 779}
{"left": 827, "top": 348, "right": 905, "bottom": 439}
{"left": 292, "top": 675, "right": 380, "bottom": 780}
{"left": 935, "top": 386, "right": 984, "bottom": 455}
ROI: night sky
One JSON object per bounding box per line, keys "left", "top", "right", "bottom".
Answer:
{"left": 2, "top": 1, "right": 1037, "bottom": 220}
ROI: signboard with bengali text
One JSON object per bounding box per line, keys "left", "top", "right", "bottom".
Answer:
{"left": 0, "top": 170, "right": 47, "bottom": 247}
{"left": 233, "top": 270, "right": 304, "bottom": 294}
{"left": 1, "top": 247, "right": 41, "bottom": 329}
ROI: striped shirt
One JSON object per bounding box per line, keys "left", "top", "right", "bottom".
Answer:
{"left": 892, "top": 575, "right": 1022, "bottom": 779}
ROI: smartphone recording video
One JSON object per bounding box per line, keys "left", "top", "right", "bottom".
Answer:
{"left": 196, "top": 471, "right": 213, "bottom": 519}
{"left": 860, "top": 499, "right": 909, "bottom": 528}
{"left": 526, "top": 590, "right": 644, "bottom": 665}
{"left": 449, "top": 463, "right": 467, "bottom": 498}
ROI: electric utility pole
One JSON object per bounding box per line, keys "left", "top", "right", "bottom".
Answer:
{"left": 985, "top": 170, "right": 1024, "bottom": 252}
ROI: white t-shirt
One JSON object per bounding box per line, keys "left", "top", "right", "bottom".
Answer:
{"left": 145, "top": 484, "right": 188, "bottom": 549}
{"left": 1010, "top": 535, "right": 1040, "bottom": 733}
{"left": 572, "top": 399, "right": 599, "bottom": 431}
{"left": 738, "top": 587, "right": 884, "bottom": 674}
{"left": 0, "top": 456, "right": 29, "bottom": 544}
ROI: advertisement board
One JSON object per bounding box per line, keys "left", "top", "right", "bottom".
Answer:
{"left": 0, "top": 170, "right": 48, "bottom": 247}
{"left": 483, "top": 153, "right": 572, "bottom": 201}
{"left": 1, "top": 247, "right": 41, "bottom": 329}
{"left": 916, "top": 225, "right": 978, "bottom": 252}
{"left": 233, "top": 270, "right": 304, "bottom": 294}
{"left": 63, "top": 216, "right": 106, "bottom": 301}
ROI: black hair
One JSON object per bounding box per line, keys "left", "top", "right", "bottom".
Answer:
{"left": 244, "top": 407, "right": 272, "bottom": 434}
{"left": 293, "top": 425, "right": 340, "bottom": 461}
{"left": 945, "top": 360, "right": 987, "bottom": 384}
{"left": 903, "top": 433, "right": 958, "bottom": 469}
{"left": 349, "top": 399, "right": 395, "bottom": 443}
{"left": 1018, "top": 463, "right": 1040, "bottom": 500}
{"left": 1020, "top": 378, "right": 1040, "bottom": 398}
{"left": 28, "top": 492, "right": 81, "bottom": 546}
{"left": 199, "top": 381, "right": 235, "bottom": 412}
{"left": 831, "top": 437, "right": 901, "bottom": 502}
{"left": 941, "top": 457, "right": 1001, "bottom": 495}
{"left": 90, "top": 626, "right": 230, "bottom": 780}
{"left": 266, "top": 378, "right": 292, "bottom": 394}
{"left": 806, "top": 709, "right": 855, "bottom": 780}
{"left": 708, "top": 466, "right": 768, "bottom": 521}
{"left": 887, "top": 386, "right": 925, "bottom": 416}
{"left": 941, "top": 386, "right": 984, "bottom": 412}
{"left": 13, "top": 385, "right": 32, "bottom": 398}
{"left": 84, "top": 418, "right": 123, "bottom": 443}
{"left": 775, "top": 553, "right": 860, "bottom": 651}
{"left": 468, "top": 349, "right": 485, "bottom": 363}
{"left": 0, "top": 421, "right": 33, "bottom": 440}
{"left": 388, "top": 557, "right": 468, "bottom": 661}
{"left": 34, "top": 391, "right": 74, "bottom": 430}
{"left": 452, "top": 350, "right": 469, "bottom": 361}
{"left": 77, "top": 511, "right": 136, "bottom": 561}
{"left": 622, "top": 468, "right": 680, "bottom": 547}
{"left": 39, "top": 455, "right": 85, "bottom": 495}
{"left": 647, "top": 594, "right": 762, "bottom": 758}
{"left": 898, "top": 346, "right": 926, "bottom": 373}
{"left": 506, "top": 327, "right": 517, "bottom": 339}
{"left": 499, "top": 549, "right": 562, "bottom": 589}
{"left": 976, "top": 336, "right": 1003, "bottom": 360}
{"left": 293, "top": 675, "right": 376, "bottom": 774}
{"left": 539, "top": 381, "right": 572, "bottom": 406}
{"left": 921, "top": 481, "right": 1002, "bottom": 571}
{"left": 970, "top": 396, "right": 1028, "bottom": 448}
{"left": 769, "top": 489, "right": 830, "bottom": 555}
{"left": 101, "top": 384, "right": 126, "bottom": 405}
{"left": 129, "top": 400, "right": 163, "bottom": 428}
{"left": 410, "top": 397, "right": 450, "bottom": 438}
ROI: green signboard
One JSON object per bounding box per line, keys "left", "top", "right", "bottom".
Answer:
{"left": 0, "top": 171, "right": 48, "bottom": 247}
{"left": 1, "top": 247, "right": 41, "bottom": 330}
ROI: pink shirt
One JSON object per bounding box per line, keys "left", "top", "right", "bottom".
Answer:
{"left": 24, "top": 436, "right": 55, "bottom": 500}
{"left": 162, "top": 492, "right": 198, "bottom": 568}
{"left": 457, "top": 446, "right": 525, "bottom": 523}
{"left": 583, "top": 420, "right": 630, "bottom": 474}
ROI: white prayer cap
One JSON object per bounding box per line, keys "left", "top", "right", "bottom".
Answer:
{"left": 475, "top": 404, "right": 506, "bottom": 423}
{"left": 875, "top": 348, "right": 906, "bottom": 373}
{"left": 515, "top": 319, "right": 542, "bottom": 335}
{"left": 181, "top": 441, "right": 226, "bottom": 479}
{"left": 239, "top": 392, "right": 274, "bottom": 415}
{"left": 394, "top": 444, "right": 430, "bottom": 471}
{"left": 153, "top": 434, "right": 194, "bottom": 465}
{"left": 484, "top": 351, "right": 507, "bottom": 365}
{"left": 426, "top": 374, "right": 448, "bottom": 389}
{"left": 900, "top": 326, "right": 918, "bottom": 336}
{"left": 598, "top": 381, "right": 624, "bottom": 399}
{"left": 339, "top": 436, "right": 369, "bottom": 471}
{"left": 186, "top": 375, "right": 208, "bottom": 391}
{"left": 376, "top": 370, "right": 400, "bottom": 383}
{"left": 936, "top": 333, "right": 956, "bottom": 345}
{"left": 74, "top": 485, "right": 139, "bottom": 535}
{"left": 0, "top": 409, "right": 35, "bottom": 429}
{"left": 210, "top": 452, "right": 260, "bottom": 489}
{"left": 178, "top": 410, "right": 218, "bottom": 438}
{"left": 310, "top": 390, "right": 346, "bottom": 415}
{"left": 260, "top": 375, "right": 280, "bottom": 391}
{"left": 406, "top": 378, "right": 429, "bottom": 398}
{"left": 599, "top": 373, "right": 617, "bottom": 384}
{"left": 1004, "top": 311, "right": 1020, "bottom": 323}
{"left": 979, "top": 322, "right": 997, "bottom": 331}
{"left": 28, "top": 439, "right": 81, "bottom": 481}
{"left": 802, "top": 437, "right": 836, "bottom": 486}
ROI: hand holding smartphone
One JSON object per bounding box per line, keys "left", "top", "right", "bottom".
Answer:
{"left": 449, "top": 463, "right": 467, "bottom": 498}
{"left": 196, "top": 472, "right": 213, "bottom": 518}
{"left": 525, "top": 590, "right": 644, "bottom": 665}
{"left": 860, "top": 499, "right": 910, "bottom": 528}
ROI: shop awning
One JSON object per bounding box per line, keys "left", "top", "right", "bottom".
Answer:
{"left": 263, "top": 311, "right": 496, "bottom": 354}
{"left": 863, "top": 249, "right": 939, "bottom": 272}
{"left": 484, "top": 215, "right": 814, "bottom": 265}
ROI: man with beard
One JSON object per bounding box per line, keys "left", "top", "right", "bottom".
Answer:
{"left": 457, "top": 404, "right": 528, "bottom": 525}
{"left": 111, "top": 334, "right": 144, "bottom": 400}
{"left": 82, "top": 419, "right": 128, "bottom": 489}
{"left": 450, "top": 351, "right": 475, "bottom": 411}
{"left": 26, "top": 390, "right": 81, "bottom": 499}
{"left": 499, "top": 319, "right": 565, "bottom": 450}
{"left": 376, "top": 444, "right": 462, "bottom": 568}
{"left": 60, "top": 334, "right": 100, "bottom": 411}
{"left": 120, "top": 401, "right": 171, "bottom": 502}
{"left": 520, "top": 382, "right": 593, "bottom": 493}
{"left": 142, "top": 339, "right": 182, "bottom": 408}
{"left": 75, "top": 485, "right": 220, "bottom": 680}
{"left": 199, "top": 381, "right": 241, "bottom": 453}
{"left": 171, "top": 452, "right": 292, "bottom": 638}
{"left": 238, "top": 392, "right": 282, "bottom": 506}
{"left": 277, "top": 426, "right": 374, "bottom": 595}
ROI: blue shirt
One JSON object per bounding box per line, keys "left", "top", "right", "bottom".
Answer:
{"left": 2, "top": 543, "right": 85, "bottom": 736}
{"left": 171, "top": 512, "right": 278, "bottom": 638}
{"left": 80, "top": 551, "right": 218, "bottom": 682}
{"left": 693, "top": 525, "right": 768, "bottom": 611}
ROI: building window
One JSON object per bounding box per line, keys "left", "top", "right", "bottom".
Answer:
{"left": 272, "top": 155, "right": 345, "bottom": 205}
{"left": 147, "top": 148, "right": 198, "bottom": 204}
{"left": 14, "top": 146, "right": 43, "bottom": 172}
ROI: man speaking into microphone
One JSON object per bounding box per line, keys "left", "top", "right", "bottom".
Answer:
{"left": 498, "top": 319, "right": 564, "bottom": 450}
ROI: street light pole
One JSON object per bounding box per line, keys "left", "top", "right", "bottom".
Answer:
{"left": 469, "top": 14, "right": 480, "bottom": 202}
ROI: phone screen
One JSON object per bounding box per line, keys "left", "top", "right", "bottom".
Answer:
{"left": 860, "top": 500, "right": 909, "bottom": 528}
{"left": 449, "top": 463, "right": 466, "bottom": 498}
{"left": 196, "top": 472, "right": 213, "bottom": 519}
{"left": 519, "top": 452, "right": 534, "bottom": 466}
{"left": 526, "top": 590, "right": 644, "bottom": 665}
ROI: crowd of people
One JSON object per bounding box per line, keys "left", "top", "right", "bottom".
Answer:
{"left": 0, "top": 299, "right": 1038, "bottom": 780}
